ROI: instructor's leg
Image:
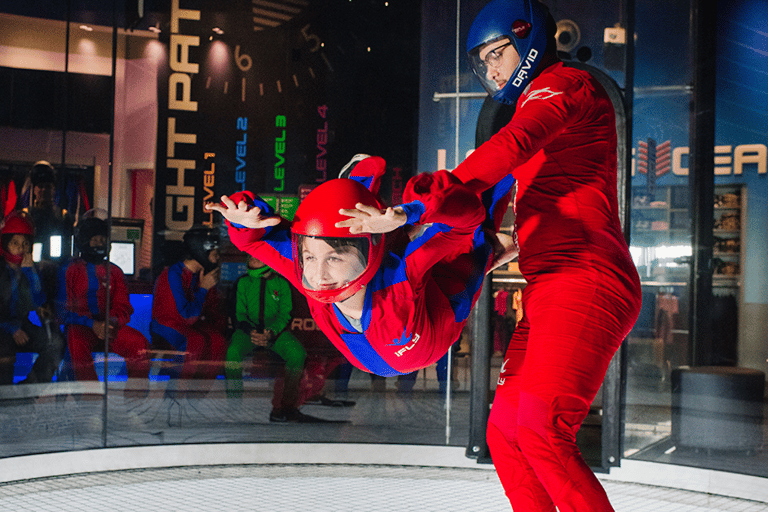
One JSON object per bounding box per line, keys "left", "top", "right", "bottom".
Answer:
{"left": 488, "top": 317, "right": 556, "bottom": 512}
{"left": 511, "top": 274, "right": 636, "bottom": 512}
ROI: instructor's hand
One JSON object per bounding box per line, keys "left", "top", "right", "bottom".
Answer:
{"left": 336, "top": 203, "right": 407, "bottom": 234}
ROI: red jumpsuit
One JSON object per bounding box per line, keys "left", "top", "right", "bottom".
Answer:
{"left": 64, "top": 259, "right": 150, "bottom": 381}
{"left": 151, "top": 261, "right": 227, "bottom": 380}
{"left": 452, "top": 62, "right": 641, "bottom": 512}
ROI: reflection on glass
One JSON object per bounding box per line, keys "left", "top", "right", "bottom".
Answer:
{"left": 32, "top": 242, "right": 42, "bottom": 262}
{"left": 49, "top": 235, "right": 62, "bottom": 258}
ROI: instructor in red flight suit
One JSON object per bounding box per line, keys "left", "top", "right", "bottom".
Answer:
{"left": 452, "top": 1, "right": 642, "bottom": 511}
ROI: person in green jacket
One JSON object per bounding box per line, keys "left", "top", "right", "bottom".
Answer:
{"left": 225, "top": 254, "right": 323, "bottom": 422}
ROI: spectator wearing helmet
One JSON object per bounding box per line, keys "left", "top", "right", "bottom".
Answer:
{"left": 206, "top": 154, "right": 515, "bottom": 380}
{"left": 448, "top": 1, "right": 642, "bottom": 510}
{"left": 63, "top": 215, "right": 150, "bottom": 388}
{"left": 0, "top": 212, "right": 64, "bottom": 385}
{"left": 150, "top": 226, "right": 227, "bottom": 383}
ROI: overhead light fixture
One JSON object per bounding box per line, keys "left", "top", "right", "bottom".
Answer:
{"left": 149, "top": 24, "right": 161, "bottom": 34}
{"left": 79, "top": 25, "right": 93, "bottom": 32}
{"left": 212, "top": 27, "right": 224, "bottom": 35}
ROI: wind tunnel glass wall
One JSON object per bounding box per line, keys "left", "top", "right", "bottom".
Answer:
{"left": 623, "top": 0, "right": 767, "bottom": 478}
{"left": 1, "top": 0, "right": 766, "bottom": 481}
{"left": 0, "top": 0, "right": 465, "bottom": 462}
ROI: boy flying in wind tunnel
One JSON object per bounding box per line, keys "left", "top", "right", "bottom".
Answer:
{"left": 206, "top": 154, "right": 516, "bottom": 378}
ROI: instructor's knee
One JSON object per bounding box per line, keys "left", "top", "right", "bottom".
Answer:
{"left": 517, "top": 393, "right": 588, "bottom": 463}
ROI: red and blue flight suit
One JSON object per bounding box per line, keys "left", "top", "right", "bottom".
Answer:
{"left": 223, "top": 159, "right": 513, "bottom": 378}
{"left": 151, "top": 260, "right": 227, "bottom": 380}
{"left": 64, "top": 218, "right": 150, "bottom": 382}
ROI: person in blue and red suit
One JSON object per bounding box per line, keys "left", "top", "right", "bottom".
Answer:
{"left": 150, "top": 226, "right": 227, "bottom": 382}
{"left": 64, "top": 215, "right": 150, "bottom": 384}
{"left": 0, "top": 212, "right": 64, "bottom": 385}
{"left": 446, "top": 1, "right": 643, "bottom": 510}
{"left": 206, "top": 154, "right": 516, "bottom": 380}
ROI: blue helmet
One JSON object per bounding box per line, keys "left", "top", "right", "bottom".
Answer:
{"left": 467, "top": 0, "right": 551, "bottom": 105}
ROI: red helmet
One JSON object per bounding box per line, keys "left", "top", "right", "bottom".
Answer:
{"left": 0, "top": 212, "right": 34, "bottom": 265}
{"left": 1, "top": 212, "right": 34, "bottom": 237}
{"left": 292, "top": 178, "right": 387, "bottom": 303}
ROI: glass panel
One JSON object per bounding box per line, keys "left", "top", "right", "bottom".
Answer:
{"left": 2, "top": 0, "right": 765, "bottom": 483}
{"left": 625, "top": 0, "right": 767, "bottom": 478}
{"left": 1, "top": 0, "right": 465, "bottom": 463}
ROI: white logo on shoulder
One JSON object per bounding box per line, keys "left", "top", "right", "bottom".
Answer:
{"left": 497, "top": 358, "right": 510, "bottom": 386}
{"left": 520, "top": 87, "right": 564, "bottom": 108}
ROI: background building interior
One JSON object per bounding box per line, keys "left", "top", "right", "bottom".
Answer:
{"left": 0, "top": 0, "right": 766, "bottom": 508}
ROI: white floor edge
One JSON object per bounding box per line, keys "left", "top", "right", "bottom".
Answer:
{"left": 1, "top": 444, "right": 766, "bottom": 504}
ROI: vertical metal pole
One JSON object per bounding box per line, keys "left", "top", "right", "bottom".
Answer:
{"left": 602, "top": 0, "right": 636, "bottom": 470}
{"left": 61, "top": 0, "right": 70, "bottom": 175}
{"left": 688, "top": 0, "right": 717, "bottom": 366}
{"left": 102, "top": 0, "right": 119, "bottom": 447}
{"left": 466, "top": 277, "right": 492, "bottom": 459}
{"left": 446, "top": 0, "right": 462, "bottom": 445}
{"left": 616, "top": 0, "right": 635, "bottom": 466}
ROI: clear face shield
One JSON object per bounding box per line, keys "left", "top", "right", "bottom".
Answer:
{"left": 297, "top": 235, "right": 369, "bottom": 294}
{"left": 468, "top": 37, "right": 518, "bottom": 97}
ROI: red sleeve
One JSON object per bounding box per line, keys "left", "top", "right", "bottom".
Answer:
{"left": 224, "top": 192, "right": 301, "bottom": 291}
{"left": 152, "top": 268, "right": 179, "bottom": 328}
{"left": 109, "top": 264, "right": 133, "bottom": 327}
{"left": 404, "top": 170, "right": 485, "bottom": 231}
{"left": 202, "top": 286, "right": 227, "bottom": 331}
{"left": 401, "top": 170, "right": 485, "bottom": 293}
{"left": 452, "top": 65, "right": 592, "bottom": 193}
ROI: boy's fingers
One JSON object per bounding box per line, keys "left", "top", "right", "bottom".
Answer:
{"left": 334, "top": 219, "right": 359, "bottom": 228}
{"left": 338, "top": 208, "right": 368, "bottom": 218}
{"left": 354, "top": 203, "right": 382, "bottom": 215}
{"left": 220, "top": 195, "right": 237, "bottom": 208}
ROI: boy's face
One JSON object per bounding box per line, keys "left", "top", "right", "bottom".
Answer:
{"left": 300, "top": 237, "right": 366, "bottom": 292}
{"left": 7, "top": 234, "right": 30, "bottom": 257}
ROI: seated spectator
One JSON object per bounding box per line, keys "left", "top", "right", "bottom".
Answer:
{"left": 150, "top": 226, "right": 227, "bottom": 384}
{"left": 63, "top": 215, "right": 150, "bottom": 387}
{"left": 0, "top": 212, "right": 64, "bottom": 385}
{"left": 289, "top": 284, "right": 355, "bottom": 408}
{"left": 226, "top": 254, "right": 331, "bottom": 423}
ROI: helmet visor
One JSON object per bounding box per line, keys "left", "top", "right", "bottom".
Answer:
{"left": 468, "top": 37, "right": 519, "bottom": 98}
{"left": 297, "top": 235, "right": 369, "bottom": 293}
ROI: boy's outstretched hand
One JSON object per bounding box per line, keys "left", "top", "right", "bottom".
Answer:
{"left": 336, "top": 203, "right": 407, "bottom": 234}
{"left": 205, "top": 195, "right": 281, "bottom": 229}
